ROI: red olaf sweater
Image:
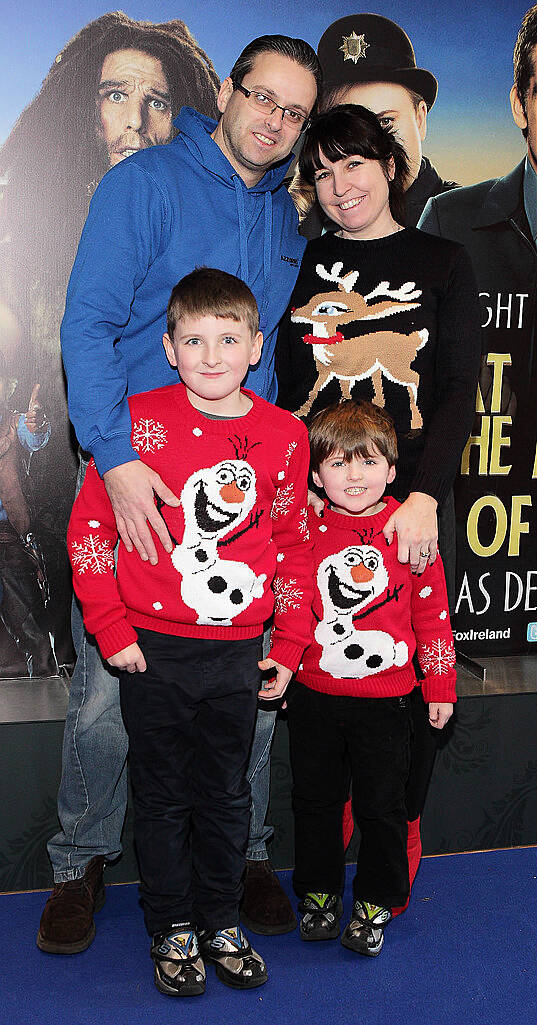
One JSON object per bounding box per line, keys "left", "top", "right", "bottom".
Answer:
{"left": 68, "top": 384, "right": 314, "bottom": 673}
{"left": 297, "top": 498, "right": 457, "bottom": 702}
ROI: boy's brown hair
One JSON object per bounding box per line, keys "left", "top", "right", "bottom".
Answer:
{"left": 167, "top": 267, "right": 260, "bottom": 338}
{"left": 309, "top": 400, "right": 398, "bottom": 471}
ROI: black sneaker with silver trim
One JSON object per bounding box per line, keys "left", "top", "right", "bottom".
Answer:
{"left": 151, "top": 923, "right": 206, "bottom": 997}
{"left": 200, "top": 924, "right": 268, "bottom": 989}
{"left": 341, "top": 900, "right": 392, "bottom": 957}
{"left": 298, "top": 892, "right": 343, "bottom": 941}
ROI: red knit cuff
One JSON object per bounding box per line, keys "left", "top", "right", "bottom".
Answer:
{"left": 95, "top": 619, "right": 139, "bottom": 660}
{"left": 268, "top": 638, "right": 304, "bottom": 674}
{"left": 421, "top": 675, "right": 457, "bottom": 704}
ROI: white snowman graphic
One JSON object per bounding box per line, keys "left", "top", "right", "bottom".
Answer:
{"left": 315, "top": 544, "right": 408, "bottom": 678}
{"left": 171, "top": 459, "right": 266, "bottom": 625}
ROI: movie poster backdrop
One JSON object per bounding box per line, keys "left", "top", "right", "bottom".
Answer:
{"left": 0, "top": 0, "right": 533, "bottom": 679}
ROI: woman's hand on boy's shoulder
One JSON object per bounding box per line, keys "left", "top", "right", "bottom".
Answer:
{"left": 383, "top": 492, "right": 438, "bottom": 573}
{"left": 107, "top": 642, "right": 147, "bottom": 674}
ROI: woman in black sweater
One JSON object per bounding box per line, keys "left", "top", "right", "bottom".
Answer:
{"left": 276, "top": 104, "right": 481, "bottom": 906}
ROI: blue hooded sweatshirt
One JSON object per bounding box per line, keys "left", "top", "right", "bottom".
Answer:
{"left": 61, "top": 107, "right": 306, "bottom": 476}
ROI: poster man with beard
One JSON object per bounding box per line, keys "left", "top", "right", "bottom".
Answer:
{"left": 419, "top": 6, "right": 537, "bottom": 656}
{"left": 0, "top": 11, "right": 220, "bottom": 670}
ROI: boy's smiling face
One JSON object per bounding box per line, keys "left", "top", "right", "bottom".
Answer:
{"left": 313, "top": 444, "right": 395, "bottom": 517}
{"left": 163, "top": 313, "right": 262, "bottom": 415}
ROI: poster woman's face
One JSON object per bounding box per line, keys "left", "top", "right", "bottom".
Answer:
{"left": 339, "top": 81, "right": 427, "bottom": 188}
{"left": 96, "top": 48, "right": 173, "bottom": 167}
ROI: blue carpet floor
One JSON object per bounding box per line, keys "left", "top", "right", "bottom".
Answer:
{"left": 1, "top": 847, "right": 535, "bottom": 1025}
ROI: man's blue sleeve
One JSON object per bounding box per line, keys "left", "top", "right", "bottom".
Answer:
{"left": 61, "top": 160, "right": 167, "bottom": 474}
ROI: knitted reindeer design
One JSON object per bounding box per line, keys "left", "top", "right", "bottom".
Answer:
{"left": 292, "top": 262, "right": 428, "bottom": 425}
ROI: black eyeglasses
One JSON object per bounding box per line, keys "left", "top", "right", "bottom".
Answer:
{"left": 232, "top": 80, "right": 309, "bottom": 132}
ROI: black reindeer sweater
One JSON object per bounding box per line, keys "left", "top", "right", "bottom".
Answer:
{"left": 276, "top": 228, "right": 481, "bottom": 506}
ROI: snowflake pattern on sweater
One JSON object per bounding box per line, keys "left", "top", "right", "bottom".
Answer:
{"left": 71, "top": 534, "right": 115, "bottom": 575}
{"left": 132, "top": 418, "right": 168, "bottom": 453}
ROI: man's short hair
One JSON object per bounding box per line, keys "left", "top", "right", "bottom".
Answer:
{"left": 167, "top": 268, "right": 260, "bottom": 338}
{"left": 309, "top": 400, "right": 398, "bottom": 473}
{"left": 514, "top": 4, "right": 537, "bottom": 137}
{"left": 229, "top": 34, "right": 322, "bottom": 100}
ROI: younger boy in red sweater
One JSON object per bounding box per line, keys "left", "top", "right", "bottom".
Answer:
{"left": 287, "top": 400, "right": 455, "bottom": 957}
{"left": 67, "top": 268, "right": 313, "bottom": 997}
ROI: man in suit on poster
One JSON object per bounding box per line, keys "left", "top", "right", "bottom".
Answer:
{"left": 36, "top": 32, "right": 320, "bottom": 957}
{"left": 418, "top": 6, "right": 537, "bottom": 654}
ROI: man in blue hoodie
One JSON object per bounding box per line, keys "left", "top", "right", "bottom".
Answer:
{"left": 38, "top": 35, "right": 320, "bottom": 955}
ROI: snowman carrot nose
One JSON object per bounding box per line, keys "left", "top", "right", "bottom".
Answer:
{"left": 351, "top": 563, "right": 374, "bottom": 583}
{"left": 219, "top": 481, "right": 245, "bottom": 503}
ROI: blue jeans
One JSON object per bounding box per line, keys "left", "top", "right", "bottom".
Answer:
{"left": 48, "top": 454, "right": 128, "bottom": 881}
{"left": 47, "top": 596, "right": 129, "bottom": 881}
{"left": 246, "top": 624, "right": 276, "bottom": 861}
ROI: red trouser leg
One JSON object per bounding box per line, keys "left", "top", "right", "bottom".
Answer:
{"left": 342, "top": 797, "right": 354, "bottom": 850}
{"left": 392, "top": 816, "right": 422, "bottom": 917}
{"left": 342, "top": 805, "right": 421, "bottom": 916}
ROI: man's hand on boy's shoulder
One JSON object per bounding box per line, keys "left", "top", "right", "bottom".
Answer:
{"left": 258, "top": 656, "right": 292, "bottom": 701}
{"left": 107, "top": 642, "right": 147, "bottom": 674}
{"left": 428, "top": 702, "right": 453, "bottom": 729}
{"left": 103, "top": 459, "right": 180, "bottom": 565}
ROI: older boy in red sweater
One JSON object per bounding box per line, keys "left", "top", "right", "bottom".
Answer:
{"left": 287, "top": 400, "right": 455, "bottom": 957}
{"left": 67, "top": 268, "right": 313, "bottom": 996}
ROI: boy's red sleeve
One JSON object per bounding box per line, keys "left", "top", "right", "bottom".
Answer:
{"left": 67, "top": 459, "right": 138, "bottom": 659}
{"left": 410, "top": 556, "right": 457, "bottom": 704}
{"left": 268, "top": 425, "right": 314, "bottom": 672}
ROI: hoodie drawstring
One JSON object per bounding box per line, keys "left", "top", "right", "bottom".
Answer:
{"left": 233, "top": 177, "right": 249, "bottom": 282}
{"left": 262, "top": 192, "right": 273, "bottom": 321}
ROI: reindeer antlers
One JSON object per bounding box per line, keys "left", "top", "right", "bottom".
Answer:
{"left": 365, "top": 281, "right": 422, "bottom": 302}
{"left": 316, "top": 262, "right": 359, "bottom": 293}
{"left": 316, "top": 263, "right": 422, "bottom": 303}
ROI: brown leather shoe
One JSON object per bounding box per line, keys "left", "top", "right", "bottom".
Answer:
{"left": 36, "top": 856, "right": 106, "bottom": 954}
{"left": 240, "top": 859, "right": 297, "bottom": 935}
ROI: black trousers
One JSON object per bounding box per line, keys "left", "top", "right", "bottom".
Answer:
{"left": 288, "top": 683, "right": 411, "bottom": 909}
{"left": 400, "top": 491, "right": 457, "bottom": 820}
{"left": 405, "top": 684, "right": 439, "bottom": 821}
{"left": 119, "top": 629, "right": 262, "bottom": 936}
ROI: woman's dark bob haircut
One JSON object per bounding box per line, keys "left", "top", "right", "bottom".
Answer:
{"left": 299, "top": 103, "right": 409, "bottom": 225}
